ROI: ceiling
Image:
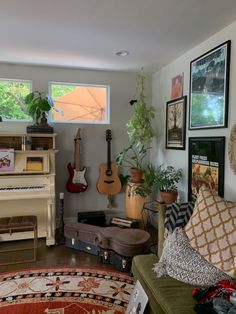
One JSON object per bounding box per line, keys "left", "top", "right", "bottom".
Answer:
{"left": 1, "top": 0, "right": 236, "bottom": 73}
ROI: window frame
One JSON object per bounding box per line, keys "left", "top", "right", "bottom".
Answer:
{"left": 48, "top": 81, "right": 110, "bottom": 124}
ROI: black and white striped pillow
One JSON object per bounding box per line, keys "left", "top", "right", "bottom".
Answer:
{"left": 165, "top": 202, "right": 195, "bottom": 233}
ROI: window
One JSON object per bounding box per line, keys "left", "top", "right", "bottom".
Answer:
{"left": 0, "top": 79, "right": 32, "bottom": 121}
{"left": 49, "top": 82, "right": 110, "bottom": 124}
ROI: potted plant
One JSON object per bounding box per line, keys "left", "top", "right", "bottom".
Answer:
{"left": 25, "top": 91, "right": 55, "bottom": 133}
{"left": 115, "top": 142, "right": 151, "bottom": 183}
{"left": 116, "top": 71, "right": 155, "bottom": 184}
{"left": 126, "top": 72, "right": 155, "bottom": 145}
{"left": 155, "top": 165, "right": 183, "bottom": 204}
{"left": 116, "top": 71, "right": 156, "bottom": 227}
{"left": 133, "top": 164, "right": 157, "bottom": 197}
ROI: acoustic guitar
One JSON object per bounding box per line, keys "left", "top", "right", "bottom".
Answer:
{"left": 66, "top": 128, "right": 88, "bottom": 193}
{"left": 97, "top": 129, "right": 121, "bottom": 195}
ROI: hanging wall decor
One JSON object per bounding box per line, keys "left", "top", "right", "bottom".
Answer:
{"left": 188, "top": 137, "right": 225, "bottom": 201}
{"left": 189, "top": 41, "right": 231, "bottom": 130}
{"left": 228, "top": 124, "right": 236, "bottom": 175}
{"left": 166, "top": 96, "right": 187, "bottom": 150}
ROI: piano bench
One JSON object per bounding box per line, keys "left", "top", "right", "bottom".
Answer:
{"left": 0, "top": 215, "right": 38, "bottom": 266}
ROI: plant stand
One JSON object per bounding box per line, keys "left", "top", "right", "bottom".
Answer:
{"left": 27, "top": 125, "right": 54, "bottom": 133}
{"left": 27, "top": 113, "right": 54, "bottom": 133}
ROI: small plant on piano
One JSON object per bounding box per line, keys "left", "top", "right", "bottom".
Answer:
{"left": 25, "top": 91, "right": 63, "bottom": 132}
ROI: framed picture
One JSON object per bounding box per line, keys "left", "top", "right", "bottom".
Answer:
{"left": 125, "top": 280, "right": 148, "bottom": 314}
{"left": 188, "top": 137, "right": 225, "bottom": 201}
{"left": 171, "top": 73, "right": 184, "bottom": 99}
{"left": 228, "top": 124, "right": 236, "bottom": 175}
{"left": 166, "top": 96, "right": 187, "bottom": 150}
{"left": 189, "top": 40, "right": 231, "bottom": 130}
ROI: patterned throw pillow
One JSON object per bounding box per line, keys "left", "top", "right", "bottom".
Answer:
{"left": 185, "top": 186, "right": 236, "bottom": 278}
{"left": 165, "top": 201, "right": 195, "bottom": 233}
{"left": 153, "top": 228, "right": 231, "bottom": 286}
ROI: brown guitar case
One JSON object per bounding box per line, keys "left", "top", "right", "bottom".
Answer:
{"left": 97, "top": 227, "right": 150, "bottom": 271}
{"left": 64, "top": 222, "right": 150, "bottom": 272}
{"left": 64, "top": 222, "right": 101, "bottom": 256}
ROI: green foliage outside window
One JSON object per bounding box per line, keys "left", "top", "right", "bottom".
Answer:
{"left": 0, "top": 80, "right": 32, "bottom": 120}
{"left": 50, "top": 84, "right": 76, "bottom": 98}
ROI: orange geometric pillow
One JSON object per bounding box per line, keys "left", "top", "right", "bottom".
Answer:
{"left": 184, "top": 186, "right": 236, "bottom": 278}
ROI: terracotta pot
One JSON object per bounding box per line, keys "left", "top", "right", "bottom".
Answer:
{"left": 160, "top": 190, "right": 178, "bottom": 204}
{"left": 130, "top": 168, "right": 143, "bottom": 183}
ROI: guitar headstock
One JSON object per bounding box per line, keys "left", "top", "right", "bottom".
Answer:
{"left": 74, "top": 128, "right": 81, "bottom": 141}
{"left": 106, "top": 129, "right": 112, "bottom": 142}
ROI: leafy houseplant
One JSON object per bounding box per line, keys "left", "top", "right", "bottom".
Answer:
{"left": 156, "top": 165, "right": 183, "bottom": 203}
{"left": 25, "top": 91, "right": 55, "bottom": 133}
{"left": 133, "top": 164, "right": 157, "bottom": 197}
{"left": 116, "top": 142, "right": 151, "bottom": 183}
{"left": 116, "top": 71, "right": 155, "bottom": 186}
{"left": 126, "top": 73, "right": 155, "bottom": 144}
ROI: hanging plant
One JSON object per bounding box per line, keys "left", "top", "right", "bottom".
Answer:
{"left": 127, "top": 72, "right": 155, "bottom": 145}
{"left": 116, "top": 70, "right": 156, "bottom": 190}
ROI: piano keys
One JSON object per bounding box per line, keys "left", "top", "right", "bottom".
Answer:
{"left": 0, "top": 175, "right": 54, "bottom": 200}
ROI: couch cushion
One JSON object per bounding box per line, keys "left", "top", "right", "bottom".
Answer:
{"left": 132, "top": 254, "right": 197, "bottom": 314}
{"left": 185, "top": 186, "right": 236, "bottom": 278}
{"left": 153, "top": 228, "right": 231, "bottom": 286}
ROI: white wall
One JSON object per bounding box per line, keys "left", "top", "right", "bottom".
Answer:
{"left": 0, "top": 64, "right": 152, "bottom": 219}
{"left": 152, "top": 20, "right": 236, "bottom": 202}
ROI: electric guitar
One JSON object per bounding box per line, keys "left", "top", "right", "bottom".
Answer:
{"left": 66, "top": 128, "right": 88, "bottom": 193}
{"left": 97, "top": 129, "right": 121, "bottom": 195}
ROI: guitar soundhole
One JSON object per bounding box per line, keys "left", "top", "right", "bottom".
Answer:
{"left": 106, "top": 169, "right": 112, "bottom": 176}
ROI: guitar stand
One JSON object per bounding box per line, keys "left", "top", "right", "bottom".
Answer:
{"left": 107, "top": 195, "right": 115, "bottom": 209}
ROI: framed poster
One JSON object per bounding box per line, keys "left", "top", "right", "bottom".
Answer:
{"left": 171, "top": 73, "right": 184, "bottom": 99}
{"left": 189, "top": 40, "right": 231, "bottom": 130}
{"left": 188, "top": 137, "right": 225, "bottom": 201}
{"left": 228, "top": 123, "right": 236, "bottom": 175}
{"left": 166, "top": 96, "right": 187, "bottom": 150}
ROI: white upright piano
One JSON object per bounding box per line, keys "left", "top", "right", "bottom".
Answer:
{"left": 0, "top": 133, "right": 57, "bottom": 246}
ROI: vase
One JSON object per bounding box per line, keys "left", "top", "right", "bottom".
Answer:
{"left": 125, "top": 182, "right": 148, "bottom": 229}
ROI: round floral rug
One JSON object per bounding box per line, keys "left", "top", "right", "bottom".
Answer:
{"left": 0, "top": 266, "right": 134, "bottom": 313}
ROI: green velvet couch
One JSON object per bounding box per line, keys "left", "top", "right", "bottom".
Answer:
{"left": 132, "top": 254, "right": 197, "bottom": 313}
{"left": 131, "top": 202, "right": 198, "bottom": 314}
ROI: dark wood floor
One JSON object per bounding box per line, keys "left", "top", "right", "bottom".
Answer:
{"left": 0, "top": 238, "right": 116, "bottom": 273}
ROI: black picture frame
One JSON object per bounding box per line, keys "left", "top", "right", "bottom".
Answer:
{"left": 188, "top": 137, "right": 225, "bottom": 201}
{"left": 166, "top": 96, "right": 187, "bottom": 150}
{"left": 189, "top": 40, "right": 231, "bottom": 130}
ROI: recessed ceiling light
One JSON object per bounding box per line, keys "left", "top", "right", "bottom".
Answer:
{"left": 115, "top": 50, "right": 130, "bottom": 57}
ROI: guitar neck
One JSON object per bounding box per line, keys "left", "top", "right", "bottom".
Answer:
{"left": 74, "top": 140, "right": 80, "bottom": 171}
{"left": 74, "top": 128, "right": 81, "bottom": 171}
{"left": 107, "top": 140, "right": 111, "bottom": 172}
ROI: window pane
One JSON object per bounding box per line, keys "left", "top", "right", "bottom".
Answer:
{"left": 0, "top": 79, "right": 32, "bottom": 121}
{"left": 50, "top": 83, "right": 109, "bottom": 124}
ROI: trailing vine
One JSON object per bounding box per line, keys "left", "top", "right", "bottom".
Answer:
{"left": 127, "top": 72, "right": 155, "bottom": 145}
